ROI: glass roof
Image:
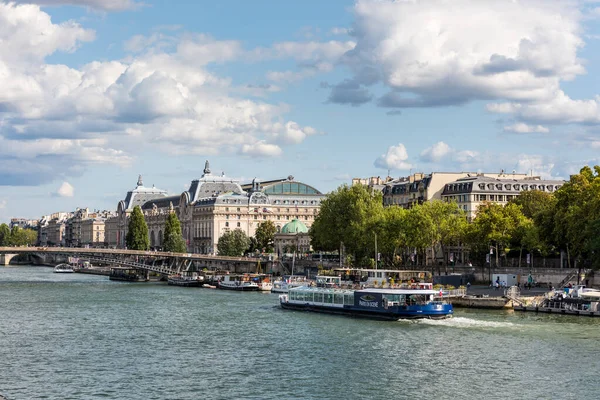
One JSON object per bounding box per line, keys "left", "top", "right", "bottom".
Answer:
{"left": 263, "top": 182, "right": 321, "bottom": 195}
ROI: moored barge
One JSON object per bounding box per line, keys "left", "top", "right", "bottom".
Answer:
{"left": 279, "top": 286, "right": 453, "bottom": 320}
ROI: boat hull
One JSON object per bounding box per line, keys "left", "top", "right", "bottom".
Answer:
{"left": 218, "top": 283, "right": 259, "bottom": 291}
{"left": 280, "top": 302, "right": 453, "bottom": 320}
{"left": 168, "top": 279, "right": 203, "bottom": 287}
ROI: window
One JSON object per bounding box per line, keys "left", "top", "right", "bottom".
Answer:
{"left": 254, "top": 215, "right": 257, "bottom": 220}
{"left": 225, "top": 207, "right": 229, "bottom": 211}
{"left": 237, "top": 207, "right": 240, "bottom": 212}
{"left": 489, "top": 195, "right": 495, "bottom": 201}
{"left": 225, "top": 222, "right": 229, "bottom": 227}
{"left": 237, "top": 222, "right": 240, "bottom": 227}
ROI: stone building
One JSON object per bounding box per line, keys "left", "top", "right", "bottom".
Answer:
{"left": 382, "top": 171, "right": 529, "bottom": 208}
{"left": 106, "top": 161, "right": 325, "bottom": 254}
{"left": 274, "top": 218, "right": 312, "bottom": 255}
{"left": 441, "top": 174, "right": 565, "bottom": 220}
{"left": 105, "top": 175, "right": 169, "bottom": 248}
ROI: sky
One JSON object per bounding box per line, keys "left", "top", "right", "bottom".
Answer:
{"left": 2, "top": 0, "right": 600, "bottom": 223}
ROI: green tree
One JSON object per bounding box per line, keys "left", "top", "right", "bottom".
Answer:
{"left": 5, "top": 226, "right": 38, "bottom": 246}
{"left": 420, "top": 201, "right": 469, "bottom": 272}
{"left": 0, "top": 223, "right": 10, "bottom": 246}
{"left": 509, "top": 190, "right": 554, "bottom": 220}
{"left": 255, "top": 220, "right": 276, "bottom": 253}
{"left": 163, "top": 212, "right": 187, "bottom": 253}
{"left": 125, "top": 205, "right": 149, "bottom": 250}
{"left": 309, "top": 184, "right": 384, "bottom": 264}
{"left": 217, "top": 228, "right": 250, "bottom": 256}
{"left": 466, "top": 202, "right": 529, "bottom": 276}
{"left": 552, "top": 166, "right": 600, "bottom": 268}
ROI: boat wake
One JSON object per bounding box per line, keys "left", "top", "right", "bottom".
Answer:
{"left": 406, "top": 316, "right": 517, "bottom": 330}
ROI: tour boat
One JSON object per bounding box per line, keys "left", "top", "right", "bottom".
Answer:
{"left": 54, "top": 264, "right": 75, "bottom": 273}
{"left": 279, "top": 286, "right": 453, "bottom": 320}
{"left": 217, "top": 274, "right": 259, "bottom": 291}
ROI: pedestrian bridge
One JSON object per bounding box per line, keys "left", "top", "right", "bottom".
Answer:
{"left": 0, "top": 247, "right": 268, "bottom": 275}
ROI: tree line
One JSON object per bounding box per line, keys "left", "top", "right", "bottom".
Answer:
{"left": 0, "top": 224, "right": 38, "bottom": 247}
{"left": 308, "top": 166, "right": 600, "bottom": 271}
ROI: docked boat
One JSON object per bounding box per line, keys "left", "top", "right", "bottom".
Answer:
{"left": 217, "top": 274, "right": 259, "bottom": 291}
{"left": 271, "top": 277, "right": 309, "bottom": 293}
{"left": 279, "top": 286, "right": 453, "bottom": 320}
{"left": 167, "top": 272, "right": 204, "bottom": 287}
{"left": 109, "top": 266, "right": 147, "bottom": 282}
{"left": 54, "top": 264, "right": 75, "bottom": 273}
{"left": 515, "top": 285, "right": 600, "bottom": 316}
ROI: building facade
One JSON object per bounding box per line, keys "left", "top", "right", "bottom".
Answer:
{"left": 106, "top": 161, "right": 325, "bottom": 254}
{"left": 441, "top": 174, "right": 565, "bottom": 220}
{"left": 382, "top": 171, "right": 530, "bottom": 208}
{"left": 274, "top": 219, "right": 312, "bottom": 255}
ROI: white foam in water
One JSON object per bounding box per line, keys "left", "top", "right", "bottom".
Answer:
{"left": 415, "top": 316, "right": 517, "bottom": 329}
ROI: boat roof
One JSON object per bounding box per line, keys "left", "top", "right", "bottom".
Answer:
{"left": 288, "top": 286, "right": 438, "bottom": 295}
{"left": 358, "top": 288, "right": 439, "bottom": 295}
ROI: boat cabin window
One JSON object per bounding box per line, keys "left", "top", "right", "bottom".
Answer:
{"left": 344, "top": 293, "right": 354, "bottom": 305}
{"left": 324, "top": 293, "right": 333, "bottom": 303}
{"left": 314, "top": 292, "right": 324, "bottom": 303}
{"left": 334, "top": 293, "right": 344, "bottom": 304}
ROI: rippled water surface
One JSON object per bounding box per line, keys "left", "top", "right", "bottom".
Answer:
{"left": 1, "top": 266, "right": 599, "bottom": 400}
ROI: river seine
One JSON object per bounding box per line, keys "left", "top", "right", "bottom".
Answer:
{"left": 1, "top": 266, "right": 599, "bottom": 400}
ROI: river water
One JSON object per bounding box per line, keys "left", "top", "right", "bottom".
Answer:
{"left": 1, "top": 266, "right": 599, "bottom": 400}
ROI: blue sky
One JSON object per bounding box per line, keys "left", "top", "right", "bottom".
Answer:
{"left": 2, "top": 0, "right": 600, "bottom": 222}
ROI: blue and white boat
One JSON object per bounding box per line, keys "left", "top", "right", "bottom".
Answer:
{"left": 279, "top": 286, "right": 453, "bottom": 320}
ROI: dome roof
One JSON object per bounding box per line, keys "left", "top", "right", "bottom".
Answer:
{"left": 281, "top": 219, "right": 308, "bottom": 234}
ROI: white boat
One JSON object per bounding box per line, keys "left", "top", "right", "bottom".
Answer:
{"left": 218, "top": 274, "right": 259, "bottom": 291}
{"left": 54, "top": 264, "right": 74, "bottom": 273}
{"left": 271, "top": 278, "right": 309, "bottom": 293}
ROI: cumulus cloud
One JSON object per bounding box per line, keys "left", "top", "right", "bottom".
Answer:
{"left": 503, "top": 123, "right": 550, "bottom": 133}
{"left": 240, "top": 141, "right": 283, "bottom": 157}
{"left": 14, "top": 0, "right": 142, "bottom": 11}
{"left": 56, "top": 181, "right": 74, "bottom": 197}
{"left": 265, "top": 40, "right": 355, "bottom": 84}
{"left": 0, "top": 3, "right": 321, "bottom": 185}
{"left": 322, "top": 0, "right": 600, "bottom": 128}
{"left": 419, "top": 142, "right": 452, "bottom": 162}
{"left": 374, "top": 143, "right": 413, "bottom": 171}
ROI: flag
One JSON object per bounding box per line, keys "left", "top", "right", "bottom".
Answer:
{"left": 263, "top": 207, "right": 270, "bottom": 213}
{"left": 254, "top": 208, "right": 259, "bottom": 212}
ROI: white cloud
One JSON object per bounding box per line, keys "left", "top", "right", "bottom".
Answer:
{"left": 323, "top": 0, "right": 600, "bottom": 128}
{"left": 56, "top": 181, "right": 74, "bottom": 197}
{"left": 330, "top": 27, "right": 350, "bottom": 35}
{"left": 0, "top": 4, "right": 322, "bottom": 185}
{"left": 420, "top": 142, "right": 451, "bottom": 162}
{"left": 503, "top": 123, "right": 549, "bottom": 133}
{"left": 374, "top": 143, "right": 413, "bottom": 171}
{"left": 515, "top": 155, "right": 559, "bottom": 180}
{"left": 14, "top": 0, "right": 142, "bottom": 11}
{"left": 346, "top": 0, "right": 582, "bottom": 104}
{"left": 240, "top": 141, "right": 282, "bottom": 157}
{"left": 0, "top": 199, "right": 6, "bottom": 209}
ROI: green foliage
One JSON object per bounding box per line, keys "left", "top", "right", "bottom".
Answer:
{"left": 217, "top": 228, "right": 250, "bottom": 257}
{"left": 125, "top": 206, "right": 149, "bottom": 250}
{"left": 309, "top": 184, "right": 384, "bottom": 263}
{"left": 255, "top": 220, "right": 276, "bottom": 253}
{"left": 0, "top": 223, "right": 10, "bottom": 246}
{"left": 552, "top": 166, "right": 600, "bottom": 267}
{"left": 163, "top": 212, "right": 187, "bottom": 253}
{"left": 2, "top": 226, "right": 38, "bottom": 246}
